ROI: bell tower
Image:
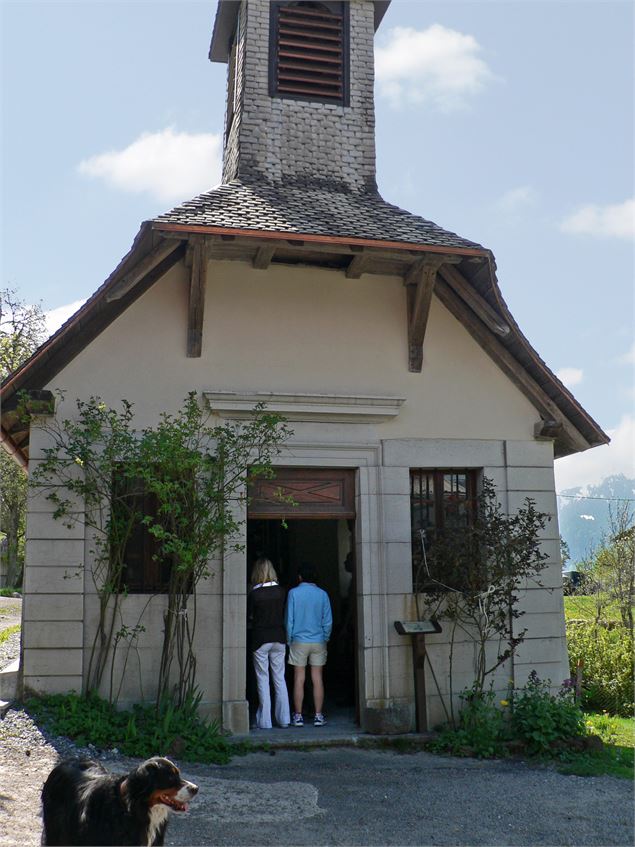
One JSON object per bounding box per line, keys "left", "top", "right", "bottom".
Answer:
{"left": 210, "top": 0, "right": 390, "bottom": 192}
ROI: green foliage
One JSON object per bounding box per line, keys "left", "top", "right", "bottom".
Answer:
{"left": 511, "top": 671, "right": 585, "bottom": 754}
{"left": 30, "top": 392, "right": 291, "bottom": 706}
{"left": 430, "top": 687, "right": 508, "bottom": 758}
{"left": 556, "top": 714, "right": 634, "bottom": 779}
{"left": 566, "top": 621, "right": 634, "bottom": 716}
{"left": 0, "top": 623, "right": 21, "bottom": 645}
{"left": 25, "top": 692, "right": 248, "bottom": 764}
{"left": 1, "top": 288, "right": 46, "bottom": 589}
{"left": 417, "top": 477, "right": 550, "bottom": 708}
{"left": 0, "top": 587, "right": 21, "bottom": 597}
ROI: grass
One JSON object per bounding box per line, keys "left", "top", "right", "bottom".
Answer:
{"left": 0, "top": 623, "right": 21, "bottom": 645}
{"left": 0, "top": 587, "right": 21, "bottom": 598}
{"left": 554, "top": 713, "right": 634, "bottom": 779}
{"left": 25, "top": 691, "right": 251, "bottom": 764}
{"left": 564, "top": 595, "right": 627, "bottom": 622}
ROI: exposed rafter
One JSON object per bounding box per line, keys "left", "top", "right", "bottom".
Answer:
{"left": 106, "top": 239, "right": 184, "bottom": 301}
{"left": 438, "top": 265, "right": 510, "bottom": 337}
{"left": 187, "top": 236, "right": 207, "bottom": 358}
{"left": 434, "top": 277, "right": 589, "bottom": 454}
{"left": 252, "top": 244, "right": 277, "bottom": 269}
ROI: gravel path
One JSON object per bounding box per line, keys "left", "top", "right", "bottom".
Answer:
{"left": 1, "top": 597, "right": 632, "bottom": 847}
{"left": 1, "top": 706, "right": 633, "bottom": 847}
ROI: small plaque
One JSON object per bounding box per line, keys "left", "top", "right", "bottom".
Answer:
{"left": 394, "top": 620, "right": 442, "bottom": 636}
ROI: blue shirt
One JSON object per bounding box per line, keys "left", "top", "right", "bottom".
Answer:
{"left": 285, "top": 582, "right": 332, "bottom": 644}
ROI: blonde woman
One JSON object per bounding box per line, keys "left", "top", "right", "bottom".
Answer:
{"left": 247, "top": 558, "right": 291, "bottom": 729}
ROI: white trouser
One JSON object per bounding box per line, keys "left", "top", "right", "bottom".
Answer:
{"left": 252, "top": 642, "right": 291, "bottom": 729}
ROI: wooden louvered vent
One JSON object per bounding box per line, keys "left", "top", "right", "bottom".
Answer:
{"left": 273, "top": 2, "right": 347, "bottom": 104}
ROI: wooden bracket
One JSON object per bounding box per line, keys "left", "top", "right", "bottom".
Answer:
{"left": 252, "top": 244, "right": 276, "bottom": 269}
{"left": 404, "top": 255, "right": 460, "bottom": 372}
{"left": 187, "top": 236, "right": 207, "bottom": 358}
{"left": 345, "top": 253, "right": 372, "bottom": 279}
{"left": 534, "top": 419, "right": 564, "bottom": 440}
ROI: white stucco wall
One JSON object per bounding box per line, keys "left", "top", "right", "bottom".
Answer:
{"left": 45, "top": 260, "right": 538, "bottom": 441}
{"left": 21, "top": 257, "right": 568, "bottom": 731}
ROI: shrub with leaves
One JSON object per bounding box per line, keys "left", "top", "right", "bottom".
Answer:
{"left": 25, "top": 692, "right": 248, "bottom": 764}
{"left": 566, "top": 621, "right": 634, "bottom": 716}
{"left": 511, "top": 670, "right": 585, "bottom": 754}
{"left": 431, "top": 686, "right": 508, "bottom": 758}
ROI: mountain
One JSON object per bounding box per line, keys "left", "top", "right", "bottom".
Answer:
{"left": 557, "top": 474, "right": 635, "bottom": 567}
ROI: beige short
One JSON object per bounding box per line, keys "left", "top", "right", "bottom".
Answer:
{"left": 288, "top": 641, "right": 327, "bottom": 667}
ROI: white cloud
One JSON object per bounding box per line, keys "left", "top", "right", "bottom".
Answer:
{"left": 78, "top": 128, "right": 222, "bottom": 203}
{"left": 560, "top": 198, "right": 635, "bottom": 240}
{"left": 555, "top": 414, "right": 635, "bottom": 492}
{"left": 375, "top": 24, "right": 494, "bottom": 110}
{"left": 579, "top": 515, "right": 595, "bottom": 521}
{"left": 555, "top": 366, "right": 584, "bottom": 388}
{"left": 44, "top": 299, "right": 87, "bottom": 338}
{"left": 496, "top": 185, "right": 537, "bottom": 213}
{"left": 617, "top": 342, "right": 635, "bottom": 366}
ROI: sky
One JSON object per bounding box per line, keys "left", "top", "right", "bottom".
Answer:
{"left": 1, "top": 0, "right": 633, "bottom": 495}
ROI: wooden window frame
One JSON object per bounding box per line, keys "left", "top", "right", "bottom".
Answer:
{"left": 269, "top": 1, "right": 350, "bottom": 106}
{"left": 112, "top": 472, "right": 173, "bottom": 595}
{"left": 410, "top": 468, "right": 480, "bottom": 590}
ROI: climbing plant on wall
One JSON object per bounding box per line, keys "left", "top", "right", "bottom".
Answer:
{"left": 29, "top": 391, "right": 290, "bottom": 707}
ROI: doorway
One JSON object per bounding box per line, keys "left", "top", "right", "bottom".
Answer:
{"left": 246, "top": 468, "right": 358, "bottom": 724}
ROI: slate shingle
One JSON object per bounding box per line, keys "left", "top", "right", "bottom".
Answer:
{"left": 154, "top": 180, "right": 483, "bottom": 251}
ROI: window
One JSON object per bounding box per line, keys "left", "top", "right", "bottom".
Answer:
{"left": 410, "top": 469, "right": 479, "bottom": 591}
{"left": 269, "top": 2, "right": 349, "bottom": 105}
{"left": 112, "top": 474, "right": 172, "bottom": 594}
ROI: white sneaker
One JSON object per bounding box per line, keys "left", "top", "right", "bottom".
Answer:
{"left": 314, "top": 713, "right": 326, "bottom": 726}
{"left": 291, "top": 713, "right": 304, "bottom": 727}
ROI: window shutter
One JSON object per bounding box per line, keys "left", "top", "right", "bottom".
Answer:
{"left": 273, "top": 3, "right": 346, "bottom": 104}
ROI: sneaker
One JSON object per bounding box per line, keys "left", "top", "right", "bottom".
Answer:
{"left": 314, "top": 713, "right": 326, "bottom": 727}
{"left": 291, "top": 713, "right": 304, "bottom": 727}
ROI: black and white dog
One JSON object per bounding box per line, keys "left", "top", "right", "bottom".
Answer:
{"left": 41, "top": 756, "right": 198, "bottom": 846}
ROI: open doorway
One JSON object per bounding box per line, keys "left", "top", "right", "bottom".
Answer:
{"left": 246, "top": 467, "right": 358, "bottom": 726}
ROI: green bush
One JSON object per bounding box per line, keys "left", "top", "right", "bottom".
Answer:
{"left": 511, "top": 671, "right": 585, "bottom": 754}
{"left": 25, "top": 692, "right": 247, "bottom": 764}
{"left": 431, "top": 687, "right": 508, "bottom": 758}
{"left": 566, "top": 621, "right": 634, "bottom": 716}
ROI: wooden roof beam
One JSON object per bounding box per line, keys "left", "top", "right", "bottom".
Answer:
{"left": 253, "top": 244, "right": 277, "bottom": 269}
{"left": 434, "top": 277, "right": 590, "bottom": 453}
{"left": 346, "top": 252, "right": 379, "bottom": 278}
{"left": 438, "top": 265, "right": 510, "bottom": 337}
{"left": 405, "top": 255, "right": 461, "bottom": 372}
{"left": 106, "top": 239, "right": 184, "bottom": 301}
{"left": 187, "top": 237, "right": 207, "bottom": 358}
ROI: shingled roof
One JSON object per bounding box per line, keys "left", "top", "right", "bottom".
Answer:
{"left": 154, "top": 180, "right": 483, "bottom": 252}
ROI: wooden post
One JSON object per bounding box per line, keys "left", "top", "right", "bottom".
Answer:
{"left": 412, "top": 633, "right": 428, "bottom": 732}
{"left": 187, "top": 236, "right": 207, "bottom": 358}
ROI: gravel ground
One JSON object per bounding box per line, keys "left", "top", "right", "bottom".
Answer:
{"left": 0, "top": 630, "right": 21, "bottom": 670}
{"left": 1, "top": 706, "right": 633, "bottom": 847}
{"left": 1, "top": 598, "right": 633, "bottom": 847}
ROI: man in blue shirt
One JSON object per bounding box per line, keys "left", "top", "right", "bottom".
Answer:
{"left": 285, "top": 562, "right": 333, "bottom": 727}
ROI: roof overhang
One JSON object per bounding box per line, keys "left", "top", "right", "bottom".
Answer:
{"left": 209, "top": 0, "right": 391, "bottom": 63}
{"left": 1, "top": 220, "right": 609, "bottom": 465}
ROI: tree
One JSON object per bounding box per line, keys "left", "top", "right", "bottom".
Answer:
{"left": 0, "top": 288, "right": 46, "bottom": 587}
{"left": 415, "top": 477, "right": 550, "bottom": 722}
{"left": 30, "top": 393, "right": 291, "bottom": 706}
{"left": 593, "top": 503, "right": 634, "bottom": 635}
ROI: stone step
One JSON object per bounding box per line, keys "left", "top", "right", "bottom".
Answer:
{"left": 0, "top": 659, "right": 19, "bottom": 701}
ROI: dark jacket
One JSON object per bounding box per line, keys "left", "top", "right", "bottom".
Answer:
{"left": 247, "top": 583, "right": 287, "bottom": 651}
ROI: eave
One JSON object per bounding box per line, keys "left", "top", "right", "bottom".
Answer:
{"left": 0, "top": 221, "right": 609, "bottom": 464}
